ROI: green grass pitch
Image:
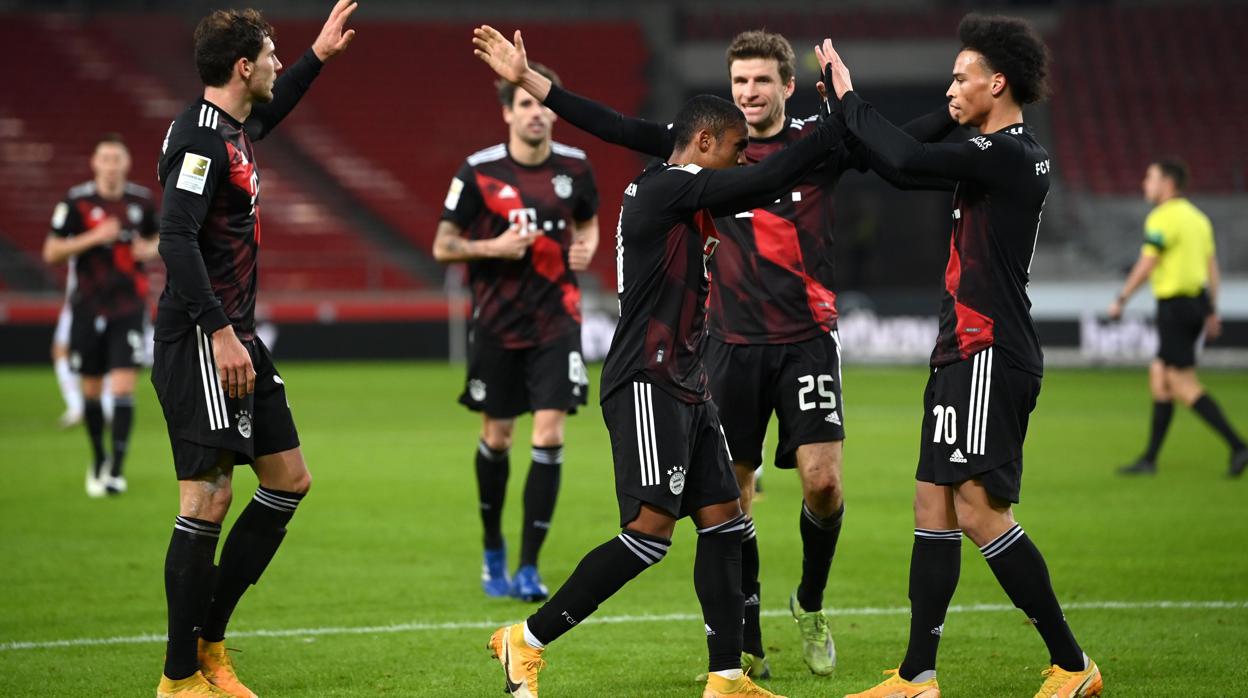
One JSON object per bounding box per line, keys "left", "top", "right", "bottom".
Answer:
{"left": 1, "top": 361, "right": 1245, "bottom": 696}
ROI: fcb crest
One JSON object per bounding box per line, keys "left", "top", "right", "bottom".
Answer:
{"left": 128, "top": 203, "right": 143, "bottom": 224}
{"left": 552, "top": 174, "right": 574, "bottom": 199}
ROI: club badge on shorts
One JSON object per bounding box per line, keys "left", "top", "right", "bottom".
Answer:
{"left": 236, "top": 410, "right": 253, "bottom": 439}
{"left": 667, "top": 465, "right": 686, "bottom": 495}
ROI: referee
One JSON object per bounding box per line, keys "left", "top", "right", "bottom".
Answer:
{"left": 1109, "top": 158, "right": 1248, "bottom": 477}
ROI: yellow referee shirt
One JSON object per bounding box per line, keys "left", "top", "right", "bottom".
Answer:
{"left": 1141, "top": 197, "right": 1215, "bottom": 299}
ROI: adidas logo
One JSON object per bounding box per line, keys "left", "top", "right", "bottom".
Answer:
{"left": 949, "top": 449, "right": 967, "bottom": 464}
{"left": 704, "top": 623, "right": 716, "bottom": 636}
{"left": 825, "top": 412, "right": 841, "bottom": 425}
{"left": 498, "top": 184, "right": 517, "bottom": 199}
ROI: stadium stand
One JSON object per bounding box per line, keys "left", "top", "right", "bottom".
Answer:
{"left": 1050, "top": 4, "right": 1248, "bottom": 194}
{"left": 0, "top": 14, "right": 422, "bottom": 292}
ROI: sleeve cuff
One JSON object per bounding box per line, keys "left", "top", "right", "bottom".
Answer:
{"left": 196, "top": 308, "right": 231, "bottom": 336}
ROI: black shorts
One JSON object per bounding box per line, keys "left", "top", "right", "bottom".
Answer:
{"left": 459, "top": 332, "right": 590, "bottom": 418}
{"left": 1156, "top": 294, "right": 1209, "bottom": 368}
{"left": 151, "top": 328, "right": 300, "bottom": 480}
{"left": 705, "top": 332, "right": 845, "bottom": 469}
{"left": 915, "top": 347, "right": 1041, "bottom": 504}
{"left": 69, "top": 307, "right": 145, "bottom": 376}
{"left": 601, "top": 381, "right": 741, "bottom": 527}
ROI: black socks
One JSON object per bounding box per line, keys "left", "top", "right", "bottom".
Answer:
{"left": 475, "top": 440, "right": 510, "bottom": 550}
{"left": 796, "top": 502, "right": 844, "bottom": 612}
{"left": 163, "top": 517, "right": 221, "bottom": 680}
{"left": 520, "top": 445, "right": 562, "bottom": 567}
{"left": 899, "top": 529, "right": 962, "bottom": 681}
{"left": 525, "top": 529, "right": 670, "bottom": 645}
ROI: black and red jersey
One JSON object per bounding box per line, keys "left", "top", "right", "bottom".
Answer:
{"left": 440, "top": 142, "right": 599, "bottom": 349}
{"left": 540, "top": 85, "right": 958, "bottom": 346}
{"left": 156, "top": 49, "right": 323, "bottom": 342}
{"left": 49, "top": 181, "right": 158, "bottom": 319}
{"left": 709, "top": 116, "right": 845, "bottom": 344}
{"left": 600, "top": 118, "right": 845, "bottom": 404}
{"left": 841, "top": 92, "right": 1048, "bottom": 376}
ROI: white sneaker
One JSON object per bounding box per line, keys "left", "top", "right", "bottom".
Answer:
{"left": 105, "top": 475, "right": 127, "bottom": 495}
{"left": 59, "top": 409, "right": 83, "bottom": 429}
{"left": 85, "top": 466, "right": 108, "bottom": 498}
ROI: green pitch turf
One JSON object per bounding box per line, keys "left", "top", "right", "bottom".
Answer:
{"left": 1, "top": 362, "right": 1245, "bottom": 696}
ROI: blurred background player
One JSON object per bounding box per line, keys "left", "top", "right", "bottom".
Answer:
{"left": 151, "top": 4, "right": 355, "bottom": 696}
{"left": 473, "top": 24, "right": 958, "bottom": 678}
{"left": 1109, "top": 159, "right": 1248, "bottom": 477}
{"left": 433, "top": 64, "right": 599, "bottom": 602}
{"left": 821, "top": 14, "right": 1103, "bottom": 698}
{"left": 43, "top": 133, "right": 157, "bottom": 497}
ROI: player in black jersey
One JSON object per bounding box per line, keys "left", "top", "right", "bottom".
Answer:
{"left": 151, "top": 4, "right": 355, "bottom": 696}
{"left": 486, "top": 81, "right": 851, "bottom": 697}
{"left": 474, "top": 26, "right": 960, "bottom": 679}
{"left": 821, "top": 15, "right": 1103, "bottom": 698}
{"left": 434, "top": 64, "right": 599, "bottom": 603}
{"left": 44, "top": 133, "right": 158, "bottom": 497}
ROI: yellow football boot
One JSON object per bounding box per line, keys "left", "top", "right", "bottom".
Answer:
{"left": 156, "top": 671, "right": 234, "bottom": 697}
{"left": 702, "top": 672, "right": 786, "bottom": 697}
{"left": 488, "top": 623, "right": 546, "bottom": 697}
{"left": 1033, "top": 657, "right": 1102, "bottom": 698}
{"left": 844, "top": 669, "right": 941, "bottom": 698}
{"left": 197, "top": 640, "right": 257, "bottom": 698}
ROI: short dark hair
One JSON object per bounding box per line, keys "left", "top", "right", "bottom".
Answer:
{"left": 95, "top": 132, "right": 126, "bottom": 149}
{"left": 671, "top": 94, "right": 746, "bottom": 149}
{"left": 194, "top": 9, "right": 274, "bottom": 87}
{"left": 1151, "top": 157, "right": 1189, "bottom": 191}
{"left": 726, "top": 30, "right": 796, "bottom": 84}
{"left": 958, "top": 13, "right": 1050, "bottom": 105}
{"left": 497, "top": 63, "right": 561, "bottom": 108}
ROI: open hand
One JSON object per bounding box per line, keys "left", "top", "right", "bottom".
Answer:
{"left": 211, "top": 326, "right": 256, "bottom": 399}
{"left": 815, "top": 39, "right": 854, "bottom": 100}
{"left": 473, "top": 25, "right": 528, "bottom": 85}
{"left": 312, "top": 0, "right": 358, "bottom": 62}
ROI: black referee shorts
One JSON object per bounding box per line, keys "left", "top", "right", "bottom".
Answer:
{"left": 151, "top": 328, "right": 299, "bottom": 480}
{"left": 1156, "top": 293, "right": 1210, "bottom": 369}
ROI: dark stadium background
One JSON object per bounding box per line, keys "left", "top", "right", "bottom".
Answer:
{"left": 1, "top": 0, "right": 1244, "bottom": 365}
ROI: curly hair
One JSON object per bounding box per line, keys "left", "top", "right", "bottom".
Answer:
{"left": 958, "top": 13, "right": 1050, "bottom": 105}
{"left": 194, "top": 9, "right": 274, "bottom": 87}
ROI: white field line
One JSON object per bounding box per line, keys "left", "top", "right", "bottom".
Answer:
{"left": 1, "top": 599, "right": 1244, "bottom": 652}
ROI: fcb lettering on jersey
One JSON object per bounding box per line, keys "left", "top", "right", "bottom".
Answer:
{"left": 441, "top": 142, "right": 599, "bottom": 349}
{"left": 709, "top": 117, "right": 847, "bottom": 345}
{"left": 49, "top": 181, "right": 158, "bottom": 319}
{"left": 931, "top": 125, "right": 1048, "bottom": 376}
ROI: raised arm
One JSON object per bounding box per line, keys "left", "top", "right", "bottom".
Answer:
{"left": 680, "top": 117, "right": 845, "bottom": 217}
{"left": 473, "top": 25, "right": 672, "bottom": 158}
{"left": 246, "top": 0, "right": 357, "bottom": 140}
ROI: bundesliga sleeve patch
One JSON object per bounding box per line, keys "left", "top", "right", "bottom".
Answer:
{"left": 51, "top": 201, "right": 68, "bottom": 229}
{"left": 444, "top": 177, "right": 465, "bottom": 210}
{"left": 175, "top": 152, "right": 212, "bottom": 195}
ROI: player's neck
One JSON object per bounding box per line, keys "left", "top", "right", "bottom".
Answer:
{"left": 748, "top": 112, "right": 786, "bottom": 140}
{"left": 980, "top": 104, "right": 1024, "bottom": 135}
{"left": 508, "top": 137, "right": 551, "bottom": 167}
{"left": 95, "top": 178, "right": 124, "bottom": 200}
{"left": 202, "top": 85, "right": 253, "bottom": 125}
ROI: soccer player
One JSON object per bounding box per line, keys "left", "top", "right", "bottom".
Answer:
{"left": 151, "top": 4, "right": 355, "bottom": 696}
{"left": 433, "top": 63, "right": 599, "bottom": 603}
{"left": 1109, "top": 159, "right": 1248, "bottom": 477}
{"left": 43, "top": 134, "right": 158, "bottom": 497}
{"left": 818, "top": 15, "right": 1104, "bottom": 698}
{"left": 486, "top": 80, "right": 852, "bottom": 697}
{"left": 473, "top": 25, "right": 958, "bottom": 678}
